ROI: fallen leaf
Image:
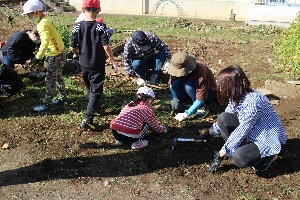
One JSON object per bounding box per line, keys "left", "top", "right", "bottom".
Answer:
{"left": 270, "top": 99, "right": 280, "bottom": 105}
{"left": 2, "top": 143, "right": 9, "bottom": 149}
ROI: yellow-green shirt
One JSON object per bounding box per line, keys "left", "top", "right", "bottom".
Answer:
{"left": 36, "top": 16, "right": 64, "bottom": 59}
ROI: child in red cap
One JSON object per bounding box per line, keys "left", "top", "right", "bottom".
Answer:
{"left": 70, "top": 0, "right": 118, "bottom": 131}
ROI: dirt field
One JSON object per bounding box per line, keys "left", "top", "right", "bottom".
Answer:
{"left": 0, "top": 13, "right": 300, "bottom": 200}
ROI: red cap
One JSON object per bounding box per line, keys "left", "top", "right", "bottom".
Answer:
{"left": 83, "top": 0, "right": 100, "bottom": 9}
{"left": 96, "top": 18, "right": 103, "bottom": 23}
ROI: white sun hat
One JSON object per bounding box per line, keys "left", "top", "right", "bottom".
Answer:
{"left": 137, "top": 86, "right": 155, "bottom": 98}
{"left": 22, "top": 0, "right": 44, "bottom": 15}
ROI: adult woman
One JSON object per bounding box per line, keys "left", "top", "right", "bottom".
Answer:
{"left": 168, "top": 51, "right": 216, "bottom": 121}
{"left": 196, "top": 65, "right": 287, "bottom": 172}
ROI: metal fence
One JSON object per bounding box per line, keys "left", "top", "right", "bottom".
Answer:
{"left": 254, "top": 0, "right": 300, "bottom": 6}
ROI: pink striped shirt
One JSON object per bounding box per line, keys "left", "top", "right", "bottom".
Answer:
{"left": 110, "top": 102, "right": 164, "bottom": 135}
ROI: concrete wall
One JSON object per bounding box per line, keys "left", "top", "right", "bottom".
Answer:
{"left": 246, "top": 4, "right": 300, "bottom": 28}
{"left": 68, "top": 0, "right": 300, "bottom": 27}
{"left": 69, "top": 0, "right": 252, "bottom": 21}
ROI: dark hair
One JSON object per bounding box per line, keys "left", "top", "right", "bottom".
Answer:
{"left": 216, "top": 65, "right": 252, "bottom": 106}
{"left": 128, "top": 93, "right": 153, "bottom": 107}
{"left": 84, "top": 7, "right": 98, "bottom": 12}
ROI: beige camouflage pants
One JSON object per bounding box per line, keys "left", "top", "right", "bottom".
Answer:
{"left": 43, "top": 48, "right": 67, "bottom": 104}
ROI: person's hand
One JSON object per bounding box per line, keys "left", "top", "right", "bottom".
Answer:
{"left": 136, "top": 78, "right": 145, "bottom": 86}
{"left": 171, "top": 98, "right": 179, "bottom": 110}
{"left": 162, "top": 126, "right": 167, "bottom": 133}
{"left": 73, "top": 54, "right": 79, "bottom": 61}
{"left": 175, "top": 112, "right": 188, "bottom": 121}
{"left": 31, "top": 57, "right": 43, "bottom": 69}
{"left": 194, "top": 130, "right": 211, "bottom": 141}
{"left": 208, "top": 151, "right": 223, "bottom": 173}
{"left": 112, "top": 62, "right": 118, "bottom": 72}
{"left": 31, "top": 57, "right": 41, "bottom": 65}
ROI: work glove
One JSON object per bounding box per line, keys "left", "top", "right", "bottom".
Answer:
{"left": 162, "top": 61, "right": 170, "bottom": 73}
{"left": 136, "top": 78, "right": 146, "bottom": 86}
{"left": 194, "top": 130, "right": 211, "bottom": 141}
{"left": 162, "top": 126, "right": 167, "bottom": 133}
{"left": 175, "top": 112, "right": 188, "bottom": 121}
{"left": 31, "top": 57, "right": 42, "bottom": 66}
{"left": 112, "top": 62, "right": 118, "bottom": 72}
{"left": 208, "top": 151, "right": 223, "bottom": 173}
{"left": 30, "top": 57, "right": 43, "bottom": 70}
{"left": 171, "top": 98, "right": 179, "bottom": 110}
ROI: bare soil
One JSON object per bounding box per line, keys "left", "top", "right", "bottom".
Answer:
{"left": 0, "top": 15, "right": 300, "bottom": 200}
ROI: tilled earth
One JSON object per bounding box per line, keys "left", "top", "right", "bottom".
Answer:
{"left": 0, "top": 15, "right": 300, "bottom": 200}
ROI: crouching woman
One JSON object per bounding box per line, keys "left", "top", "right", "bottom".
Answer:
{"left": 196, "top": 65, "right": 287, "bottom": 172}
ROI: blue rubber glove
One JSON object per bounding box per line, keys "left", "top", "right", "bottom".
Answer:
{"left": 185, "top": 99, "right": 204, "bottom": 116}
{"left": 170, "top": 85, "right": 178, "bottom": 99}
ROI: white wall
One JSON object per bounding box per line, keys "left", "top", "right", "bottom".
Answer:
{"left": 69, "top": 0, "right": 252, "bottom": 21}
{"left": 247, "top": 4, "right": 300, "bottom": 27}
{"left": 68, "top": 0, "right": 299, "bottom": 26}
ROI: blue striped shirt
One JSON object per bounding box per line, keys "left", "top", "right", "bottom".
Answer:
{"left": 212, "top": 90, "right": 287, "bottom": 157}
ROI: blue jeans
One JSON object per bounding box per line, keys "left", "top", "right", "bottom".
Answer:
{"left": 132, "top": 50, "right": 165, "bottom": 79}
{"left": 1, "top": 56, "right": 14, "bottom": 68}
{"left": 171, "top": 78, "right": 216, "bottom": 104}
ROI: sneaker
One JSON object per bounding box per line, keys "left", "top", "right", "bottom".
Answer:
{"left": 131, "top": 140, "right": 148, "bottom": 150}
{"left": 52, "top": 98, "right": 69, "bottom": 105}
{"left": 115, "top": 140, "right": 123, "bottom": 146}
{"left": 252, "top": 155, "right": 277, "bottom": 172}
{"left": 148, "top": 74, "right": 158, "bottom": 85}
{"left": 80, "top": 118, "right": 100, "bottom": 131}
{"left": 33, "top": 102, "right": 53, "bottom": 111}
{"left": 196, "top": 106, "right": 209, "bottom": 119}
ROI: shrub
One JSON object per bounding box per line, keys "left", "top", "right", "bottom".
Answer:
{"left": 56, "top": 24, "right": 72, "bottom": 58}
{"left": 273, "top": 13, "right": 300, "bottom": 78}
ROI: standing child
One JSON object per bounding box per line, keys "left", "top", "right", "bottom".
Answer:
{"left": 22, "top": 0, "right": 68, "bottom": 111}
{"left": 110, "top": 86, "right": 167, "bottom": 150}
{"left": 70, "top": 0, "right": 118, "bottom": 131}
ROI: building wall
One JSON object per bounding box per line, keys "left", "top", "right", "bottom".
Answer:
{"left": 69, "top": 0, "right": 252, "bottom": 21}
{"left": 68, "top": 0, "right": 300, "bottom": 27}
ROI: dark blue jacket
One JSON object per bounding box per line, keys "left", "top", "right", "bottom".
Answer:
{"left": 1, "top": 31, "right": 37, "bottom": 64}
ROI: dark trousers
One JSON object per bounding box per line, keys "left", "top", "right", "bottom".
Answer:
{"left": 0, "top": 80, "right": 17, "bottom": 96}
{"left": 82, "top": 69, "right": 104, "bottom": 122}
{"left": 112, "top": 123, "right": 149, "bottom": 143}
{"left": 217, "top": 112, "right": 262, "bottom": 168}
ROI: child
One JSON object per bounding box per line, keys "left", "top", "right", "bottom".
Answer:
{"left": 76, "top": 12, "right": 114, "bottom": 39}
{"left": 95, "top": 18, "right": 114, "bottom": 38}
{"left": 110, "top": 86, "right": 167, "bottom": 150}
{"left": 22, "top": 0, "right": 68, "bottom": 111}
{"left": 1, "top": 27, "right": 40, "bottom": 69}
{"left": 70, "top": 0, "right": 118, "bottom": 131}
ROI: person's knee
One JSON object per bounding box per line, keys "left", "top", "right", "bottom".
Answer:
{"left": 171, "top": 79, "right": 182, "bottom": 91}
{"left": 232, "top": 153, "right": 248, "bottom": 168}
{"left": 217, "top": 112, "right": 228, "bottom": 124}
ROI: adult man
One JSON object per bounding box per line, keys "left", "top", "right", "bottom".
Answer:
{"left": 123, "top": 30, "right": 171, "bottom": 85}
